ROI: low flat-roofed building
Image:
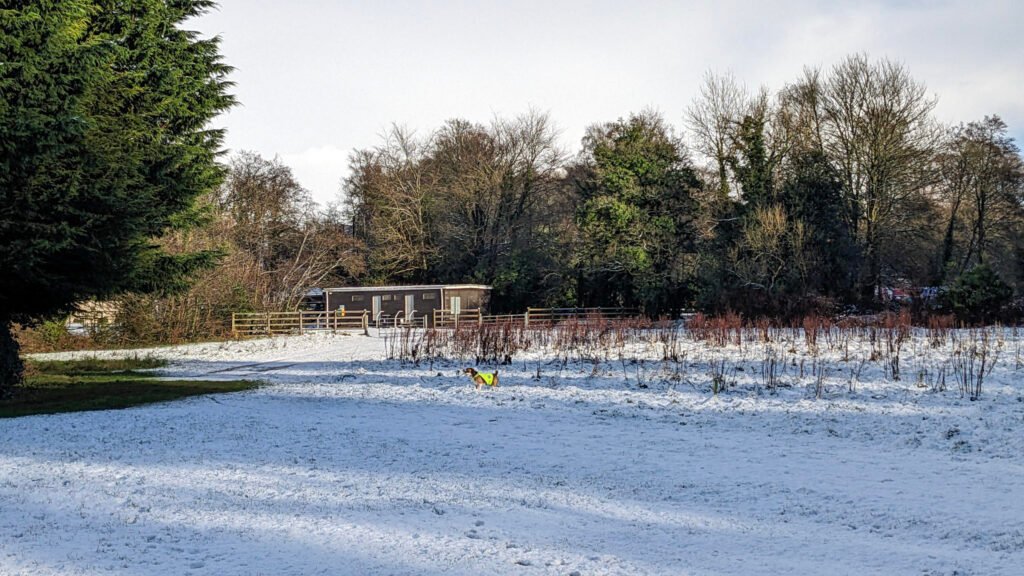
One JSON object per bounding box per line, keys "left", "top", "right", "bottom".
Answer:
{"left": 323, "top": 284, "right": 490, "bottom": 326}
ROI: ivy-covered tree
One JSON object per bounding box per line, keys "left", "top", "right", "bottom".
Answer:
{"left": 779, "top": 150, "right": 857, "bottom": 302}
{"left": 706, "top": 104, "right": 856, "bottom": 316}
{"left": 728, "top": 112, "right": 776, "bottom": 211}
{"left": 0, "top": 1, "right": 234, "bottom": 391}
{"left": 711, "top": 109, "right": 806, "bottom": 316}
{"left": 574, "top": 111, "right": 701, "bottom": 312}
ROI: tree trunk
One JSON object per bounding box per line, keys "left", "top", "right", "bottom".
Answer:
{"left": 859, "top": 215, "right": 881, "bottom": 305}
{"left": 717, "top": 159, "right": 730, "bottom": 199}
{"left": 0, "top": 318, "right": 24, "bottom": 396}
{"left": 936, "top": 196, "right": 962, "bottom": 285}
{"left": 976, "top": 196, "right": 987, "bottom": 265}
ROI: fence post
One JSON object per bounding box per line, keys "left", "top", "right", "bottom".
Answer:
{"left": 478, "top": 310, "right": 483, "bottom": 327}
{"left": 266, "top": 312, "right": 271, "bottom": 335}
{"left": 231, "top": 313, "right": 236, "bottom": 334}
{"left": 299, "top": 311, "right": 304, "bottom": 335}
{"left": 525, "top": 308, "right": 531, "bottom": 328}
{"left": 362, "top": 311, "right": 369, "bottom": 335}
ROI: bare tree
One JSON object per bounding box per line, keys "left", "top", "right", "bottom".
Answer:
{"left": 429, "top": 111, "right": 565, "bottom": 281}
{"left": 686, "top": 71, "right": 749, "bottom": 198}
{"left": 221, "top": 152, "right": 364, "bottom": 309}
{"left": 343, "top": 112, "right": 571, "bottom": 309}
{"left": 777, "top": 67, "right": 828, "bottom": 157}
{"left": 344, "top": 125, "right": 436, "bottom": 281}
{"left": 812, "top": 55, "right": 941, "bottom": 299}
{"left": 936, "top": 116, "right": 1024, "bottom": 283}
{"left": 221, "top": 151, "right": 311, "bottom": 272}
{"left": 728, "top": 204, "right": 813, "bottom": 312}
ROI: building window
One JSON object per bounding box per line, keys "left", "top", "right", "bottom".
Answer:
{"left": 422, "top": 293, "right": 436, "bottom": 300}
{"left": 382, "top": 294, "right": 393, "bottom": 301}
{"left": 351, "top": 295, "right": 364, "bottom": 302}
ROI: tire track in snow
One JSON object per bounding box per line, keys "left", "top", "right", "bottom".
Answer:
{"left": 204, "top": 362, "right": 299, "bottom": 375}
{"left": 192, "top": 345, "right": 344, "bottom": 379}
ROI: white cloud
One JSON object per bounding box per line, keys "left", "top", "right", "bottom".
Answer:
{"left": 280, "top": 146, "right": 351, "bottom": 207}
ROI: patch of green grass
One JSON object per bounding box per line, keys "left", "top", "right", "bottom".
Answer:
{"left": 29, "top": 355, "right": 168, "bottom": 375}
{"left": 2, "top": 358, "right": 260, "bottom": 418}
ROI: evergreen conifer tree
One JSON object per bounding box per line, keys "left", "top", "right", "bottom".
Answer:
{"left": 0, "top": 1, "right": 234, "bottom": 391}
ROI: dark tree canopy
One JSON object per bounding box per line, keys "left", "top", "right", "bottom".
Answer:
{"left": 344, "top": 113, "right": 571, "bottom": 312}
{"left": 574, "top": 111, "right": 701, "bottom": 312}
{"left": 0, "top": 0, "right": 234, "bottom": 389}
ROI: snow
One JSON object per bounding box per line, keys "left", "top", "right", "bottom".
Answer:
{"left": 3, "top": 328, "right": 1024, "bottom": 575}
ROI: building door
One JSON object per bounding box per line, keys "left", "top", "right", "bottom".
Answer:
{"left": 405, "top": 294, "right": 415, "bottom": 320}
{"left": 372, "top": 295, "right": 382, "bottom": 321}
{"left": 450, "top": 296, "right": 461, "bottom": 316}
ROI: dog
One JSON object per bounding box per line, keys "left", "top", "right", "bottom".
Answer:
{"left": 463, "top": 367, "right": 499, "bottom": 390}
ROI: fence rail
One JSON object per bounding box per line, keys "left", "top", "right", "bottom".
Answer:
{"left": 523, "top": 307, "right": 639, "bottom": 327}
{"left": 432, "top": 309, "right": 484, "bottom": 328}
{"left": 231, "top": 310, "right": 370, "bottom": 336}
{"left": 432, "top": 307, "right": 639, "bottom": 329}
{"left": 233, "top": 307, "right": 641, "bottom": 335}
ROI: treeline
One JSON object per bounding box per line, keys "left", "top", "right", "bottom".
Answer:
{"left": 33, "top": 53, "right": 1024, "bottom": 350}
{"left": 115, "top": 152, "right": 364, "bottom": 341}
{"left": 345, "top": 55, "right": 1024, "bottom": 320}
{"left": 21, "top": 152, "right": 365, "bottom": 348}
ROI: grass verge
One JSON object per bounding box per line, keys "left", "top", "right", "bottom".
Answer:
{"left": 1, "top": 357, "right": 261, "bottom": 418}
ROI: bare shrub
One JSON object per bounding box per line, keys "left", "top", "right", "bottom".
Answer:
{"left": 952, "top": 329, "right": 998, "bottom": 400}
{"left": 928, "top": 361, "right": 949, "bottom": 393}
{"left": 760, "top": 346, "right": 781, "bottom": 391}
{"left": 688, "top": 312, "right": 711, "bottom": 342}
{"left": 709, "top": 358, "right": 728, "bottom": 395}
{"left": 755, "top": 317, "right": 772, "bottom": 343}
{"left": 689, "top": 312, "right": 743, "bottom": 347}
{"left": 656, "top": 319, "right": 682, "bottom": 361}
{"left": 927, "top": 314, "right": 956, "bottom": 348}
{"left": 848, "top": 357, "right": 866, "bottom": 393}
{"left": 802, "top": 315, "right": 821, "bottom": 355}
{"left": 812, "top": 360, "right": 829, "bottom": 399}
{"left": 383, "top": 326, "right": 427, "bottom": 363}
{"left": 882, "top": 312, "right": 911, "bottom": 381}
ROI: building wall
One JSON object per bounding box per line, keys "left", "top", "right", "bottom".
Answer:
{"left": 66, "top": 300, "right": 120, "bottom": 328}
{"left": 326, "top": 288, "right": 443, "bottom": 322}
{"left": 443, "top": 288, "right": 490, "bottom": 312}
{"left": 325, "top": 286, "right": 492, "bottom": 326}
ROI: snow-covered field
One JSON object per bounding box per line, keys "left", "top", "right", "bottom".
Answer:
{"left": 3, "top": 327, "right": 1024, "bottom": 575}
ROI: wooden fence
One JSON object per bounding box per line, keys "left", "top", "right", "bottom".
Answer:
{"left": 230, "top": 309, "right": 434, "bottom": 335}
{"left": 232, "top": 307, "right": 640, "bottom": 336}
{"left": 231, "top": 310, "right": 369, "bottom": 336}
{"left": 522, "top": 307, "right": 639, "bottom": 326}
{"left": 432, "top": 307, "right": 639, "bottom": 328}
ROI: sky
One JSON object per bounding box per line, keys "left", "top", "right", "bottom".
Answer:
{"left": 190, "top": 0, "right": 1024, "bottom": 207}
